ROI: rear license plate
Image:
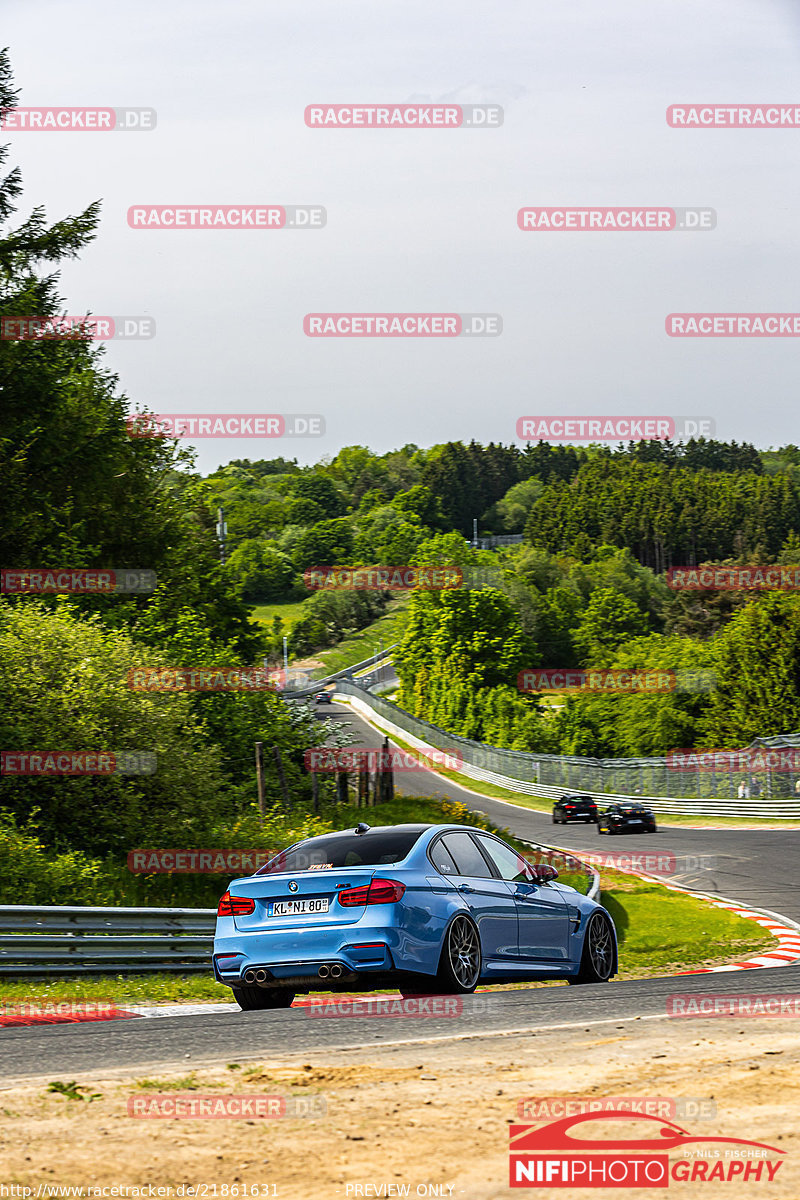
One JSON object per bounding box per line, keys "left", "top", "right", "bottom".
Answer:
{"left": 270, "top": 898, "right": 330, "bottom": 917}
{"left": 629, "top": 819, "right": 642, "bottom": 825}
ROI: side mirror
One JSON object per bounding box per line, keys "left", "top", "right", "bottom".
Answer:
{"left": 531, "top": 864, "right": 559, "bottom": 883}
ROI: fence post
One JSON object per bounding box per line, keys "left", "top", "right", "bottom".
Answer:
{"left": 255, "top": 742, "right": 265, "bottom": 820}
{"left": 358, "top": 766, "right": 369, "bottom": 807}
{"left": 273, "top": 745, "right": 291, "bottom": 810}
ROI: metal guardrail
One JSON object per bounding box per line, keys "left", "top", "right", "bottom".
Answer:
{"left": 337, "top": 682, "right": 800, "bottom": 819}
{"left": 281, "top": 645, "right": 398, "bottom": 700}
{"left": 0, "top": 906, "right": 215, "bottom": 976}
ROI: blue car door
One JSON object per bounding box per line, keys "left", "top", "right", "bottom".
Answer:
{"left": 438, "top": 831, "right": 518, "bottom": 964}
{"left": 474, "top": 833, "right": 570, "bottom": 961}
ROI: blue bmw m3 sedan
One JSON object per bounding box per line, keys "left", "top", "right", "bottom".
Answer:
{"left": 213, "top": 822, "right": 617, "bottom": 1009}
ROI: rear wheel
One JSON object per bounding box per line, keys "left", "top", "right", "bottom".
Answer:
{"left": 231, "top": 986, "right": 295, "bottom": 1011}
{"left": 437, "top": 914, "right": 481, "bottom": 993}
{"left": 568, "top": 913, "right": 614, "bottom": 985}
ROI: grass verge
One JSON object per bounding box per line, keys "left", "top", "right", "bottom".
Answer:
{"left": 314, "top": 597, "right": 408, "bottom": 677}
{"left": 250, "top": 600, "right": 308, "bottom": 631}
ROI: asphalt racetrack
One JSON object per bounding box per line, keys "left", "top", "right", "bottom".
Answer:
{"left": 4, "top": 699, "right": 799, "bottom": 1084}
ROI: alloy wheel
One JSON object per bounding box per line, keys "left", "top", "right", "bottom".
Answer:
{"left": 587, "top": 915, "right": 613, "bottom": 980}
{"left": 447, "top": 915, "right": 481, "bottom": 989}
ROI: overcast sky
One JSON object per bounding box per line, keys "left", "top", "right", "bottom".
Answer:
{"left": 4, "top": 0, "right": 800, "bottom": 472}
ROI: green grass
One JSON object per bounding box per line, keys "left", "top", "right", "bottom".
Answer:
{"left": 314, "top": 597, "right": 409, "bottom": 676}
{"left": 0, "top": 973, "right": 232, "bottom": 1006}
{"left": 250, "top": 600, "right": 308, "bottom": 631}
{"left": 601, "top": 867, "right": 776, "bottom": 977}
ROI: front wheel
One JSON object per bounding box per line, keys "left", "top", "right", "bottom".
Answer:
{"left": 231, "top": 986, "right": 295, "bottom": 1011}
{"left": 437, "top": 914, "right": 481, "bottom": 993}
{"left": 568, "top": 913, "right": 615, "bottom": 985}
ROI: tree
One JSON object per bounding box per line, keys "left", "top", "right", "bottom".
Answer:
{"left": 289, "top": 473, "right": 347, "bottom": 516}
{"left": 0, "top": 49, "right": 260, "bottom": 660}
{"left": 0, "top": 601, "right": 227, "bottom": 854}
{"left": 225, "top": 541, "right": 297, "bottom": 601}
{"left": 701, "top": 594, "right": 800, "bottom": 745}
{"left": 572, "top": 588, "right": 649, "bottom": 664}
{"left": 293, "top": 518, "right": 354, "bottom": 569}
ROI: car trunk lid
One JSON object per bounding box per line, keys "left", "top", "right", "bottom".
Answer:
{"left": 228, "top": 868, "right": 379, "bottom": 930}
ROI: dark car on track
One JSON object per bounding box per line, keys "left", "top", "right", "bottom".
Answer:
{"left": 314, "top": 690, "right": 333, "bottom": 704}
{"left": 552, "top": 795, "right": 598, "bottom": 824}
{"left": 597, "top": 802, "right": 657, "bottom": 834}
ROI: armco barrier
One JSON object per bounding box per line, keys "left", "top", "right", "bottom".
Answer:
{"left": 281, "top": 644, "right": 397, "bottom": 699}
{"left": 0, "top": 905, "right": 215, "bottom": 976}
{"left": 336, "top": 681, "right": 800, "bottom": 819}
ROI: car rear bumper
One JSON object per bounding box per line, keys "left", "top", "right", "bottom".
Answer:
{"left": 213, "top": 922, "right": 406, "bottom": 986}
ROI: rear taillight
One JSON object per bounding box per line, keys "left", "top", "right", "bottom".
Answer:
{"left": 337, "top": 878, "right": 406, "bottom": 907}
{"left": 217, "top": 891, "right": 256, "bottom": 917}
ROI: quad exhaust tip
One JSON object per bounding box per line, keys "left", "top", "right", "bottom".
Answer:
{"left": 243, "top": 969, "right": 257, "bottom": 984}
{"left": 318, "top": 963, "right": 344, "bottom": 979}
{"left": 254, "top": 969, "right": 268, "bottom": 983}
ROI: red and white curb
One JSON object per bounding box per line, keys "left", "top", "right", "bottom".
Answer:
{"left": 675, "top": 901, "right": 800, "bottom": 973}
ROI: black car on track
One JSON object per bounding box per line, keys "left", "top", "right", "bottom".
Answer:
{"left": 597, "top": 802, "right": 657, "bottom": 834}
{"left": 552, "top": 795, "right": 598, "bottom": 824}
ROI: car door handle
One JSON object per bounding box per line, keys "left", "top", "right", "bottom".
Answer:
{"left": 457, "top": 883, "right": 475, "bottom": 893}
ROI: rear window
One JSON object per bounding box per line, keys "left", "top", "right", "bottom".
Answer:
{"left": 256, "top": 829, "right": 424, "bottom": 873}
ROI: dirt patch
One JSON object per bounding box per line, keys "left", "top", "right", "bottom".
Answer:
{"left": 2, "top": 1018, "right": 798, "bottom": 1197}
